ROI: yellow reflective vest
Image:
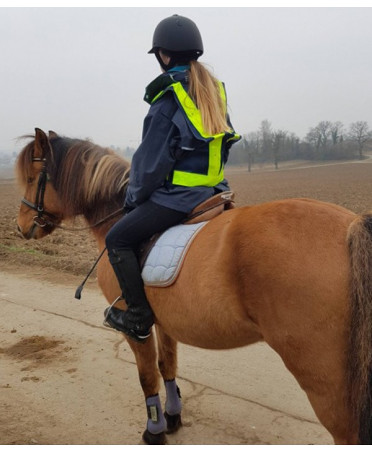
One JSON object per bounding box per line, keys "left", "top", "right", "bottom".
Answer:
{"left": 151, "top": 80, "right": 240, "bottom": 187}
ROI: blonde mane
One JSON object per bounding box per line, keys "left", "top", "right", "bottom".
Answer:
{"left": 17, "top": 135, "right": 131, "bottom": 225}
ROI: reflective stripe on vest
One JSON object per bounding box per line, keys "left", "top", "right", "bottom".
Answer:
{"left": 152, "top": 81, "right": 240, "bottom": 187}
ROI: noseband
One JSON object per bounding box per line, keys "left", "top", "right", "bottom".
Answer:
{"left": 21, "top": 157, "right": 59, "bottom": 228}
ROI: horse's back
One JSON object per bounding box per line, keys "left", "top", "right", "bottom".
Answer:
{"left": 150, "top": 198, "right": 355, "bottom": 348}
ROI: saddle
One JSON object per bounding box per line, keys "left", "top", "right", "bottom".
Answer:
{"left": 138, "top": 191, "right": 235, "bottom": 269}
{"left": 184, "top": 190, "right": 235, "bottom": 225}
{"left": 75, "top": 191, "right": 236, "bottom": 298}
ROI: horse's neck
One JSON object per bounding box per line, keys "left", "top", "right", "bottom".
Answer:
{"left": 83, "top": 197, "right": 125, "bottom": 251}
{"left": 92, "top": 231, "right": 107, "bottom": 254}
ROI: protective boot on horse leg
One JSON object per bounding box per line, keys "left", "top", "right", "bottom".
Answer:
{"left": 104, "top": 247, "right": 154, "bottom": 343}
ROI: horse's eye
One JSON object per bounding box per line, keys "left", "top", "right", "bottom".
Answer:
{"left": 27, "top": 176, "right": 35, "bottom": 184}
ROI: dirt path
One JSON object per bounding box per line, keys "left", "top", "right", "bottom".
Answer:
{"left": 6, "top": 160, "right": 370, "bottom": 445}
{"left": 0, "top": 265, "right": 332, "bottom": 445}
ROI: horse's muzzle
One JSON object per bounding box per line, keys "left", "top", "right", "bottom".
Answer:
{"left": 17, "top": 223, "right": 37, "bottom": 240}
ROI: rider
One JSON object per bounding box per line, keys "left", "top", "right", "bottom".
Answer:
{"left": 104, "top": 14, "right": 241, "bottom": 343}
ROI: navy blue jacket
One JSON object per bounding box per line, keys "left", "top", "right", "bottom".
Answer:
{"left": 124, "top": 69, "right": 239, "bottom": 214}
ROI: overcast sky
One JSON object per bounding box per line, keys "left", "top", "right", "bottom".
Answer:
{"left": 1, "top": 6, "right": 371, "bottom": 154}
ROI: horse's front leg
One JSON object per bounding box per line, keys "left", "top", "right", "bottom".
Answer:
{"left": 128, "top": 333, "right": 167, "bottom": 445}
{"left": 155, "top": 326, "right": 183, "bottom": 435}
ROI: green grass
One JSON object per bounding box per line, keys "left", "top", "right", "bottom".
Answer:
{"left": 0, "top": 244, "right": 43, "bottom": 256}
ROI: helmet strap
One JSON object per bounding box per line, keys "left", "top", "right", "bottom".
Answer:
{"left": 155, "top": 49, "right": 199, "bottom": 72}
{"left": 155, "top": 50, "right": 172, "bottom": 71}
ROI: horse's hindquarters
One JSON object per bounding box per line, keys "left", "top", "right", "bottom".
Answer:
{"left": 148, "top": 200, "right": 358, "bottom": 441}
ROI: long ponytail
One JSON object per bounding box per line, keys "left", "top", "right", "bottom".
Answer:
{"left": 188, "top": 61, "right": 231, "bottom": 136}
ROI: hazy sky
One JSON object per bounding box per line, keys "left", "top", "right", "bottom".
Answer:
{"left": 1, "top": 6, "right": 371, "bottom": 153}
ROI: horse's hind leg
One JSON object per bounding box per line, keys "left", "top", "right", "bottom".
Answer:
{"left": 128, "top": 334, "right": 167, "bottom": 444}
{"left": 265, "top": 319, "right": 358, "bottom": 444}
{"left": 156, "top": 326, "right": 183, "bottom": 434}
{"left": 301, "top": 371, "right": 358, "bottom": 444}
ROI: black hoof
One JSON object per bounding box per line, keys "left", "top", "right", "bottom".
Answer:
{"left": 164, "top": 412, "right": 182, "bottom": 434}
{"left": 142, "top": 429, "right": 166, "bottom": 445}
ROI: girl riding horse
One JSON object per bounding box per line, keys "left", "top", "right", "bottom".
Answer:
{"left": 104, "top": 14, "right": 240, "bottom": 343}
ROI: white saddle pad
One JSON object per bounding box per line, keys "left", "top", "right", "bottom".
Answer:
{"left": 142, "top": 221, "right": 207, "bottom": 287}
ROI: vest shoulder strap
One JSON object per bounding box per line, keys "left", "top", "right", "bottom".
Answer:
{"left": 154, "top": 81, "right": 229, "bottom": 140}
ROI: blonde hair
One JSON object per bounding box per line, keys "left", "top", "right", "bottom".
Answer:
{"left": 188, "top": 60, "right": 231, "bottom": 135}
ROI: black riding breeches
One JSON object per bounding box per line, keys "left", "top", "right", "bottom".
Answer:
{"left": 105, "top": 200, "right": 187, "bottom": 255}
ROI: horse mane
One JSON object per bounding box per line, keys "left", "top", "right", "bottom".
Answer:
{"left": 17, "top": 134, "right": 131, "bottom": 225}
{"left": 16, "top": 135, "right": 36, "bottom": 185}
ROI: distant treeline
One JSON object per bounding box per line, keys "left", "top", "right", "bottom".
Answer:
{"left": 228, "top": 120, "right": 372, "bottom": 170}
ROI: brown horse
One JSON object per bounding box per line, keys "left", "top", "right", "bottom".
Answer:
{"left": 15, "top": 128, "right": 372, "bottom": 445}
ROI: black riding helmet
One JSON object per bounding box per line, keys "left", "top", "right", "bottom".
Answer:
{"left": 148, "top": 14, "right": 204, "bottom": 71}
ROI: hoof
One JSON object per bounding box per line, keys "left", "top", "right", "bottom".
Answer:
{"left": 164, "top": 412, "right": 182, "bottom": 434}
{"left": 142, "top": 429, "right": 166, "bottom": 445}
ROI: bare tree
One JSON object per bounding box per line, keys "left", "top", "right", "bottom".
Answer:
{"left": 259, "top": 119, "right": 273, "bottom": 160}
{"left": 289, "top": 133, "right": 300, "bottom": 158}
{"left": 330, "top": 121, "right": 344, "bottom": 146}
{"left": 305, "top": 121, "right": 333, "bottom": 159}
{"left": 272, "top": 130, "right": 287, "bottom": 169}
{"left": 317, "top": 121, "right": 332, "bottom": 149}
{"left": 241, "top": 136, "right": 250, "bottom": 172}
{"left": 305, "top": 127, "right": 322, "bottom": 155}
{"left": 239, "top": 119, "right": 371, "bottom": 166}
{"left": 349, "top": 121, "right": 372, "bottom": 159}
{"left": 247, "top": 131, "right": 260, "bottom": 172}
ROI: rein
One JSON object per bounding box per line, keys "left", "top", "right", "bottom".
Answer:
{"left": 54, "top": 209, "right": 124, "bottom": 232}
{"left": 22, "top": 157, "right": 124, "bottom": 232}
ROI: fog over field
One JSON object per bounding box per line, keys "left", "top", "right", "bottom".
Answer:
{"left": 1, "top": 6, "right": 371, "bottom": 155}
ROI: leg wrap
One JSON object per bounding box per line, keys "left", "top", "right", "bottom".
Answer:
{"left": 146, "top": 394, "right": 167, "bottom": 435}
{"left": 165, "top": 379, "right": 182, "bottom": 416}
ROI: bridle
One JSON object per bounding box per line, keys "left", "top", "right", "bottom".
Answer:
{"left": 20, "top": 154, "right": 126, "bottom": 300}
{"left": 21, "top": 157, "right": 59, "bottom": 228}
{"left": 21, "top": 157, "right": 124, "bottom": 232}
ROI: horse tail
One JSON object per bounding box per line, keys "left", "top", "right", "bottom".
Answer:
{"left": 347, "top": 213, "right": 372, "bottom": 444}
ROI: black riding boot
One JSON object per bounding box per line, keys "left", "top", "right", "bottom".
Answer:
{"left": 104, "top": 248, "right": 154, "bottom": 343}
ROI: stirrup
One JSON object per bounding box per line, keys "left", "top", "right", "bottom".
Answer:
{"left": 103, "top": 296, "right": 123, "bottom": 328}
{"left": 103, "top": 297, "right": 152, "bottom": 343}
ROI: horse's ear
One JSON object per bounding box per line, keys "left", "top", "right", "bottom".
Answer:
{"left": 48, "top": 130, "right": 59, "bottom": 139}
{"left": 34, "top": 128, "right": 52, "bottom": 159}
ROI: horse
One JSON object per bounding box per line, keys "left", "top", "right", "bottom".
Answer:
{"left": 15, "top": 128, "right": 372, "bottom": 445}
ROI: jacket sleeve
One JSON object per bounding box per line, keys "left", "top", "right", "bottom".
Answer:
{"left": 124, "top": 100, "right": 179, "bottom": 210}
